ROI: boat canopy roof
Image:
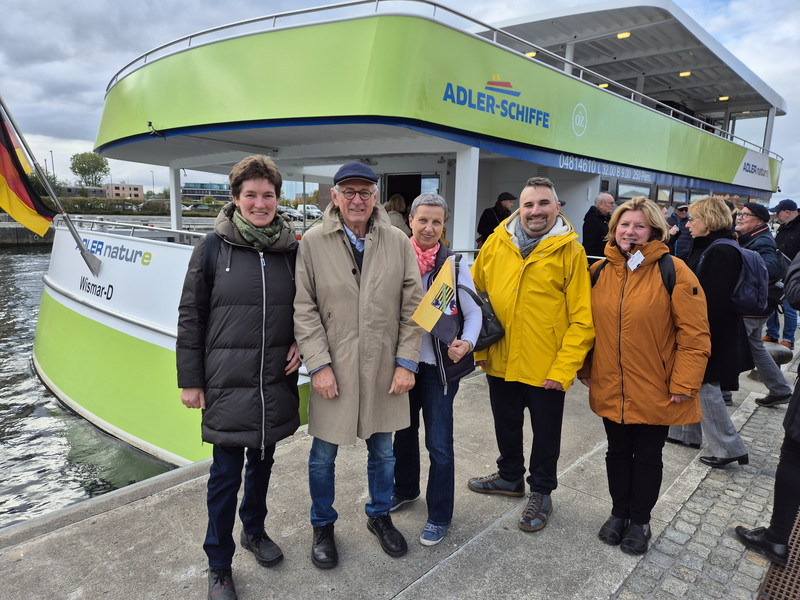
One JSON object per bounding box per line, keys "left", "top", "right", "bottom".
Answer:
{"left": 489, "top": 0, "right": 785, "bottom": 122}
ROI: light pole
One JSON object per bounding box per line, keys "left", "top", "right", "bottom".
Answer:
{"left": 150, "top": 170, "right": 155, "bottom": 197}
{"left": 49, "top": 150, "right": 55, "bottom": 180}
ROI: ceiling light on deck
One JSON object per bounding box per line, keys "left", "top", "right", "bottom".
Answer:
{"left": 598, "top": 83, "right": 609, "bottom": 88}
{"left": 617, "top": 32, "right": 631, "bottom": 39}
{"left": 742, "top": 110, "right": 751, "bottom": 115}
{"left": 525, "top": 51, "right": 537, "bottom": 58}
{"left": 718, "top": 96, "right": 729, "bottom": 101}
{"left": 679, "top": 71, "right": 691, "bottom": 77}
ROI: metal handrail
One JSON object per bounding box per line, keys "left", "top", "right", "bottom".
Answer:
{"left": 55, "top": 215, "right": 209, "bottom": 241}
{"left": 104, "top": 0, "right": 782, "bottom": 162}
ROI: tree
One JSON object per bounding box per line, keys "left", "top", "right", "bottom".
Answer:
{"left": 28, "top": 172, "right": 65, "bottom": 198}
{"left": 69, "top": 152, "right": 110, "bottom": 187}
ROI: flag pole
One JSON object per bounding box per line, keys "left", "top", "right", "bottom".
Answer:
{"left": 0, "top": 93, "right": 101, "bottom": 276}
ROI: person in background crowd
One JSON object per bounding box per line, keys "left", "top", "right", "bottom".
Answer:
{"left": 579, "top": 197, "right": 710, "bottom": 555}
{"left": 385, "top": 193, "right": 412, "bottom": 236}
{"left": 667, "top": 204, "right": 692, "bottom": 259}
{"left": 467, "top": 176, "right": 594, "bottom": 533}
{"left": 667, "top": 196, "right": 751, "bottom": 468}
{"left": 735, "top": 248, "right": 800, "bottom": 566}
{"left": 735, "top": 202, "right": 792, "bottom": 408}
{"left": 390, "top": 193, "right": 482, "bottom": 546}
{"left": 764, "top": 199, "right": 800, "bottom": 350}
{"left": 294, "top": 162, "right": 423, "bottom": 569}
{"left": 582, "top": 192, "right": 615, "bottom": 264}
{"left": 177, "top": 155, "right": 301, "bottom": 600}
{"left": 476, "top": 192, "right": 515, "bottom": 247}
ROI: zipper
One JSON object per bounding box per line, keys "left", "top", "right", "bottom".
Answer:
{"left": 259, "top": 251, "right": 267, "bottom": 460}
{"left": 618, "top": 266, "right": 628, "bottom": 424}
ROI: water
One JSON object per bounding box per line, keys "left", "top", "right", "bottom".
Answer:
{"left": 0, "top": 247, "right": 172, "bottom": 529}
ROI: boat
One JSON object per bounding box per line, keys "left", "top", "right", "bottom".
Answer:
{"left": 32, "top": 0, "right": 786, "bottom": 465}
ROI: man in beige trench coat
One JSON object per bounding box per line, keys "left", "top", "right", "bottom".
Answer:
{"left": 294, "top": 162, "right": 423, "bottom": 569}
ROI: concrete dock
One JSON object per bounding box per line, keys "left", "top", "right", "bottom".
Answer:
{"left": 2, "top": 360, "right": 794, "bottom": 599}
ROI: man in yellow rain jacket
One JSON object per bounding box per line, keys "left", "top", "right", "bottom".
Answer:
{"left": 468, "top": 176, "right": 595, "bottom": 533}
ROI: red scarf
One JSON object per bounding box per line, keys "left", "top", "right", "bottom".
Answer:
{"left": 411, "top": 238, "right": 439, "bottom": 275}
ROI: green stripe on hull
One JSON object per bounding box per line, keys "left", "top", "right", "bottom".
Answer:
{"left": 33, "top": 290, "right": 309, "bottom": 464}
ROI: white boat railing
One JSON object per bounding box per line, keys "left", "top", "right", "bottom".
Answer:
{"left": 56, "top": 215, "right": 210, "bottom": 245}
{"left": 104, "top": 0, "right": 782, "bottom": 163}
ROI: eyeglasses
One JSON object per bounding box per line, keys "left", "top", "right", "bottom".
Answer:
{"left": 336, "top": 186, "right": 375, "bottom": 201}
{"left": 738, "top": 211, "right": 754, "bottom": 219}
{"left": 687, "top": 216, "right": 698, "bottom": 222}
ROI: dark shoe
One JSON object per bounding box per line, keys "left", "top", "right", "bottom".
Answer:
{"left": 665, "top": 436, "right": 701, "bottom": 449}
{"left": 311, "top": 524, "right": 338, "bottom": 569}
{"left": 735, "top": 526, "right": 788, "bottom": 566}
{"left": 240, "top": 531, "right": 283, "bottom": 567}
{"left": 389, "top": 493, "right": 420, "bottom": 512}
{"left": 518, "top": 492, "right": 552, "bottom": 532}
{"left": 468, "top": 472, "right": 525, "bottom": 497}
{"left": 367, "top": 514, "right": 408, "bottom": 557}
{"left": 598, "top": 515, "right": 629, "bottom": 546}
{"left": 620, "top": 523, "right": 651, "bottom": 555}
{"left": 208, "top": 568, "right": 237, "bottom": 600}
{"left": 756, "top": 392, "right": 791, "bottom": 407}
{"left": 699, "top": 454, "right": 748, "bottom": 467}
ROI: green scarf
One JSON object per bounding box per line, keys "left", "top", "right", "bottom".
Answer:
{"left": 232, "top": 209, "right": 283, "bottom": 250}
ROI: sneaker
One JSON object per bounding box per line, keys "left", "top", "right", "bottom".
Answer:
{"left": 779, "top": 340, "right": 795, "bottom": 351}
{"left": 389, "top": 493, "right": 420, "bottom": 512}
{"left": 240, "top": 531, "right": 283, "bottom": 567}
{"left": 419, "top": 521, "right": 447, "bottom": 546}
{"left": 467, "top": 472, "right": 525, "bottom": 496}
{"left": 208, "top": 568, "right": 237, "bottom": 600}
{"left": 518, "top": 492, "right": 552, "bottom": 532}
{"left": 756, "top": 392, "right": 791, "bottom": 407}
{"left": 762, "top": 334, "right": 778, "bottom": 343}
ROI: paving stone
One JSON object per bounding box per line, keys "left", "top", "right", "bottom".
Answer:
{"left": 664, "top": 528, "right": 690, "bottom": 545}
{"left": 670, "top": 565, "right": 699, "bottom": 583}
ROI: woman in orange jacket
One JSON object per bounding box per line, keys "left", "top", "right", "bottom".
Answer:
{"left": 579, "top": 197, "right": 711, "bottom": 555}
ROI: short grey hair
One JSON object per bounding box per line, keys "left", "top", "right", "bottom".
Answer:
{"left": 595, "top": 193, "right": 614, "bottom": 207}
{"left": 409, "top": 193, "right": 449, "bottom": 219}
{"left": 523, "top": 176, "right": 559, "bottom": 204}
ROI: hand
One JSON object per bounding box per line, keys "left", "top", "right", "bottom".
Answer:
{"left": 670, "top": 393, "right": 690, "bottom": 403}
{"left": 669, "top": 224, "right": 679, "bottom": 236}
{"left": 578, "top": 377, "right": 591, "bottom": 388}
{"left": 476, "top": 360, "right": 487, "bottom": 369}
{"left": 447, "top": 339, "right": 472, "bottom": 363}
{"left": 181, "top": 387, "right": 205, "bottom": 409}
{"left": 285, "top": 341, "right": 301, "bottom": 374}
{"left": 389, "top": 366, "right": 415, "bottom": 395}
{"left": 542, "top": 379, "right": 564, "bottom": 391}
{"left": 312, "top": 365, "right": 339, "bottom": 399}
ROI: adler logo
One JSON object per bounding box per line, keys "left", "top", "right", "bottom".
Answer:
{"left": 442, "top": 74, "right": 550, "bottom": 128}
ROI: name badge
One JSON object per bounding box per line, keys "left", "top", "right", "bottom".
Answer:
{"left": 627, "top": 250, "right": 644, "bottom": 271}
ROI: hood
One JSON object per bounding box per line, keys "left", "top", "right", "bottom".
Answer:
{"left": 214, "top": 201, "right": 298, "bottom": 251}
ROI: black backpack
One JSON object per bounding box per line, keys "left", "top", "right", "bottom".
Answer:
{"left": 591, "top": 254, "right": 675, "bottom": 296}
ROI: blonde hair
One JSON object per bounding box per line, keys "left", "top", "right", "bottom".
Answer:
{"left": 384, "top": 194, "right": 407, "bottom": 213}
{"left": 605, "top": 196, "right": 670, "bottom": 243}
{"left": 689, "top": 196, "right": 733, "bottom": 232}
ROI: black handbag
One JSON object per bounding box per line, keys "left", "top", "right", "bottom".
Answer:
{"left": 456, "top": 284, "right": 505, "bottom": 351}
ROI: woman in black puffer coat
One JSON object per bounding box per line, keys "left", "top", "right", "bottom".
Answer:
{"left": 177, "top": 155, "right": 300, "bottom": 598}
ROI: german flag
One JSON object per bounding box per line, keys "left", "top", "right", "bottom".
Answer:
{"left": 413, "top": 255, "right": 461, "bottom": 345}
{"left": 1, "top": 113, "right": 57, "bottom": 236}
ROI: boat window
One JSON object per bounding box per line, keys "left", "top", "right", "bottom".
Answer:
{"left": 616, "top": 182, "right": 652, "bottom": 202}
{"left": 657, "top": 187, "right": 671, "bottom": 203}
{"left": 672, "top": 190, "right": 688, "bottom": 206}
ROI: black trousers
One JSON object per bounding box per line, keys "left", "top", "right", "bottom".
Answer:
{"left": 487, "top": 375, "right": 565, "bottom": 494}
{"left": 769, "top": 435, "right": 800, "bottom": 543}
{"left": 603, "top": 418, "right": 669, "bottom": 525}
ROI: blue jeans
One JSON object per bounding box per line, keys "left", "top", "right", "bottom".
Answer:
{"left": 308, "top": 432, "right": 394, "bottom": 526}
{"left": 393, "top": 363, "right": 457, "bottom": 526}
{"left": 766, "top": 298, "right": 797, "bottom": 344}
{"left": 204, "top": 444, "right": 275, "bottom": 569}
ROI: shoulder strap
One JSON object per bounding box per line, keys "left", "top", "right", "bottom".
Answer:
{"left": 590, "top": 259, "right": 608, "bottom": 287}
{"left": 658, "top": 254, "right": 675, "bottom": 297}
{"left": 202, "top": 232, "right": 222, "bottom": 289}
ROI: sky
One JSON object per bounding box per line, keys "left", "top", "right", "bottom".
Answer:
{"left": 1, "top": 0, "right": 797, "bottom": 204}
